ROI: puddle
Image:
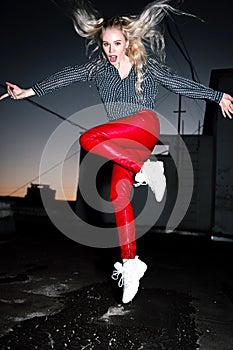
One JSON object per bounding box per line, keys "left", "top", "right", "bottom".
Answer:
{"left": 0, "top": 298, "right": 25, "bottom": 304}
{"left": 0, "top": 283, "right": 199, "bottom": 350}
{"left": 23, "top": 283, "right": 69, "bottom": 298}
{"left": 100, "top": 305, "right": 131, "bottom": 322}
{"left": 13, "top": 312, "right": 50, "bottom": 322}
{"left": 0, "top": 273, "right": 30, "bottom": 284}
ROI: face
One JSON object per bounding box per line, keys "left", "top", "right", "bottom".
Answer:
{"left": 102, "top": 27, "right": 128, "bottom": 67}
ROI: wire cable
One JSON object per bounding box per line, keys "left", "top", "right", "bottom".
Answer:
{"left": 0, "top": 82, "right": 87, "bottom": 131}
{"left": 165, "top": 17, "right": 198, "bottom": 82}
{"left": 0, "top": 82, "right": 86, "bottom": 196}
{"left": 7, "top": 149, "right": 81, "bottom": 197}
{"left": 172, "top": 20, "right": 201, "bottom": 83}
{"left": 165, "top": 15, "right": 207, "bottom": 135}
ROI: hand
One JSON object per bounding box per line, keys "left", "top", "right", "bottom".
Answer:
{"left": 0, "top": 82, "right": 35, "bottom": 100}
{"left": 219, "top": 93, "right": 233, "bottom": 119}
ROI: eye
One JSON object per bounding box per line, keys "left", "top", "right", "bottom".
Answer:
{"left": 115, "top": 42, "right": 121, "bottom": 46}
{"left": 103, "top": 42, "right": 109, "bottom": 47}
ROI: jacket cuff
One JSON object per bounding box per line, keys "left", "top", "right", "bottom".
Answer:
{"left": 31, "top": 84, "right": 45, "bottom": 97}
{"left": 214, "top": 90, "right": 224, "bottom": 104}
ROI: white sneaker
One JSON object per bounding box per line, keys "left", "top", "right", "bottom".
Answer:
{"left": 111, "top": 256, "right": 147, "bottom": 304}
{"left": 134, "top": 159, "right": 166, "bottom": 202}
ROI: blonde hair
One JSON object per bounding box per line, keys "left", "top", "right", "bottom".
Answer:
{"left": 71, "top": 0, "right": 192, "bottom": 95}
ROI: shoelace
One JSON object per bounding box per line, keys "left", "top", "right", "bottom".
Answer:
{"left": 111, "top": 262, "right": 124, "bottom": 287}
{"left": 133, "top": 180, "right": 147, "bottom": 188}
{"left": 112, "top": 262, "right": 137, "bottom": 288}
{"left": 133, "top": 170, "right": 148, "bottom": 188}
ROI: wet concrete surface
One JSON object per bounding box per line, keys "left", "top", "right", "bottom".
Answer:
{"left": 0, "top": 228, "right": 233, "bottom": 349}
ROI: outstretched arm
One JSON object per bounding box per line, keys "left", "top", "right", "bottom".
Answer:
{"left": 0, "top": 82, "right": 35, "bottom": 100}
{"left": 0, "top": 59, "right": 100, "bottom": 100}
{"left": 219, "top": 93, "right": 233, "bottom": 119}
{"left": 149, "top": 60, "right": 233, "bottom": 119}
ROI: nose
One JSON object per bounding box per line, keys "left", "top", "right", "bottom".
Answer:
{"left": 108, "top": 45, "right": 112, "bottom": 54}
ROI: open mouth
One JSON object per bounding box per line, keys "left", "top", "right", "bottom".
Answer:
{"left": 109, "top": 55, "right": 117, "bottom": 63}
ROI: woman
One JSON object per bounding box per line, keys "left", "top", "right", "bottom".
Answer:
{"left": 1, "top": 0, "right": 232, "bottom": 304}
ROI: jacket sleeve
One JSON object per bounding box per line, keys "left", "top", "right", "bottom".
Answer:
{"left": 32, "top": 59, "right": 99, "bottom": 96}
{"left": 149, "top": 59, "right": 223, "bottom": 103}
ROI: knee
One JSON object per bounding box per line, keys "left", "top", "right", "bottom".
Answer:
{"left": 79, "top": 131, "right": 90, "bottom": 149}
{"left": 79, "top": 129, "right": 105, "bottom": 151}
{"left": 79, "top": 130, "right": 96, "bottom": 151}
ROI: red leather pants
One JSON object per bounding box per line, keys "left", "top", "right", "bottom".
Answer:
{"left": 79, "top": 110, "right": 160, "bottom": 259}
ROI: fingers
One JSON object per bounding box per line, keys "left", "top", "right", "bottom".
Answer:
{"left": 7, "top": 85, "right": 15, "bottom": 99}
{"left": 227, "top": 110, "right": 232, "bottom": 119}
{"left": 6, "top": 82, "right": 18, "bottom": 99}
{"left": 220, "top": 96, "right": 233, "bottom": 119}
{"left": 6, "top": 81, "right": 15, "bottom": 88}
{"left": 227, "top": 102, "right": 233, "bottom": 119}
{"left": 222, "top": 105, "right": 233, "bottom": 119}
{"left": 224, "top": 111, "right": 232, "bottom": 119}
{"left": 0, "top": 92, "right": 9, "bottom": 101}
{"left": 0, "top": 82, "right": 18, "bottom": 101}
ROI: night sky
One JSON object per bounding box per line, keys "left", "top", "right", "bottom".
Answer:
{"left": 1, "top": 0, "right": 233, "bottom": 200}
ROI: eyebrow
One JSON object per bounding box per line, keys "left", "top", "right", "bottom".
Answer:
{"left": 102, "top": 40, "right": 122, "bottom": 43}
